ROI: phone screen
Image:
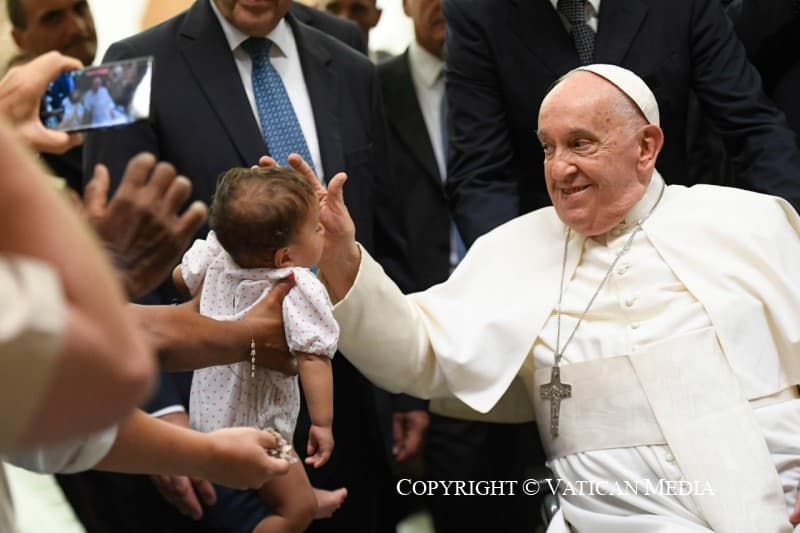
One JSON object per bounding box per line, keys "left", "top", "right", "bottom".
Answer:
{"left": 40, "top": 56, "right": 153, "bottom": 133}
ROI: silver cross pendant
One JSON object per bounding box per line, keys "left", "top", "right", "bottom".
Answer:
{"left": 540, "top": 365, "right": 571, "bottom": 437}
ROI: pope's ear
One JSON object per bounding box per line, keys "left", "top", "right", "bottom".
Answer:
{"left": 638, "top": 124, "right": 664, "bottom": 170}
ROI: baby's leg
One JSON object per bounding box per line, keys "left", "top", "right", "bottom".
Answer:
{"left": 253, "top": 461, "right": 316, "bottom": 533}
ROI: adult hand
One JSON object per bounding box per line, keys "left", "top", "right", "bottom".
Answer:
{"left": 151, "top": 473, "right": 216, "bottom": 521}
{"left": 392, "top": 410, "right": 430, "bottom": 463}
{"left": 200, "top": 427, "right": 291, "bottom": 489}
{"left": 790, "top": 480, "right": 799, "bottom": 525}
{"left": 84, "top": 153, "right": 207, "bottom": 300}
{"left": 0, "top": 51, "right": 83, "bottom": 154}
{"left": 259, "top": 153, "right": 359, "bottom": 300}
{"left": 150, "top": 412, "right": 215, "bottom": 521}
{"left": 240, "top": 275, "right": 296, "bottom": 375}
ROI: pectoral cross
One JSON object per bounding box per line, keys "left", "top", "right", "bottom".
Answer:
{"left": 540, "top": 366, "right": 571, "bottom": 437}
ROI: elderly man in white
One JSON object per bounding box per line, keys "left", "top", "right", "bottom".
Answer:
{"left": 296, "top": 64, "right": 800, "bottom": 531}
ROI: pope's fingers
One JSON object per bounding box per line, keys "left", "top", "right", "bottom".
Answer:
{"left": 287, "top": 153, "right": 324, "bottom": 190}
{"left": 257, "top": 155, "right": 278, "bottom": 168}
{"left": 327, "top": 173, "right": 348, "bottom": 203}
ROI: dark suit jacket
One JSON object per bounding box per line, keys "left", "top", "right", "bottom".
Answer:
{"left": 443, "top": 0, "right": 800, "bottom": 244}
{"left": 81, "top": 1, "right": 407, "bottom": 531}
{"left": 726, "top": 0, "right": 800, "bottom": 143}
{"left": 378, "top": 50, "right": 451, "bottom": 290}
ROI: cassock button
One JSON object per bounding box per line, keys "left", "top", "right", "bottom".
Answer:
{"left": 625, "top": 296, "right": 637, "bottom": 307}
{"left": 664, "top": 453, "right": 675, "bottom": 463}
{"left": 617, "top": 263, "right": 630, "bottom": 275}
{"left": 630, "top": 321, "right": 640, "bottom": 330}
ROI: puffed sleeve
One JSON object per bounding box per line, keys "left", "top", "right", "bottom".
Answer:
{"left": 0, "top": 255, "right": 65, "bottom": 453}
{"left": 180, "top": 231, "right": 224, "bottom": 296}
{"left": 283, "top": 268, "right": 339, "bottom": 358}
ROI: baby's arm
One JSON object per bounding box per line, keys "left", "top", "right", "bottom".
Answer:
{"left": 172, "top": 265, "right": 191, "bottom": 297}
{"left": 297, "top": 353, "right": 333, "bottom": 468}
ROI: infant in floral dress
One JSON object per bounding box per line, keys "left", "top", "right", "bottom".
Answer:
{"left": 174, "top": 166, "right": 345, "bottom": 532}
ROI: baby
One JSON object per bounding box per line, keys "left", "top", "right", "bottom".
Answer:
{"left": 174, "top": 166, "right": 346, "bottom": 532}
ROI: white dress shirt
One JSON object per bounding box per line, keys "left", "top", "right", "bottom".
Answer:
{"left": 408, "top": 40, "right": 446, "bottom": 181}
{"left": 209, "top": 0, "right": 324, "bottom": 177}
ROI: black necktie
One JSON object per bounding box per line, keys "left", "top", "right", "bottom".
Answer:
{"left": 557, "top": 0, "right": 596, "bottom": 65}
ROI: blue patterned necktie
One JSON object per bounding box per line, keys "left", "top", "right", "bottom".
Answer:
{"left": 241, "top": 37, "right": 314, "bottom": 171}
{"left": 557, "top": 0, "right": 596, "bottom": 65}
{"left": 440, "top": 89, "right": 466, "bottom": 268}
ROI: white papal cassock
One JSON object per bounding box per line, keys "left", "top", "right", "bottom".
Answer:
{"left": 327, "top": 171, "right": 800, "bottom": 532}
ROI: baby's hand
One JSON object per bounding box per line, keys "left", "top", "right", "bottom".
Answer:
{"left": 305, "top": 424, "right": 334, "bottom": 468}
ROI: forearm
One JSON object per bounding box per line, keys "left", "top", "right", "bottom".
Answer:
{"left": 332, "top": 248, "right": 450, "bottom": 399}
{"left": 297, "top": 355, "right": 333, "bottom": 427}
{"left": 0, "top": 124, "right": 154, "bottom": 446}
{"left": 318, "top": 241, "right": 361, "bottom": 303}
{"left": 94, "top": 410, "right": 212, "bottom": 478}
{"left": 130, "top": 303, "right": 252, "bottom": 371}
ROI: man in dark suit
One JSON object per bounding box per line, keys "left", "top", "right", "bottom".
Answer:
{"left": 76, "top": 2, "right": 408, "bottom": 532}
{"left": 442, "top": 0, "right": 800, "bottom": 245}
{"left": 726, "top": 0, "right": 800, "bottom": 143}
{"left": 379, "top": 1, "right": 543, "bottom": 531}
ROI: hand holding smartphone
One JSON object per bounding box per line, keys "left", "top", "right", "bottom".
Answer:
{"left": 40, "top": 56, "right": 153, "bottom": 133}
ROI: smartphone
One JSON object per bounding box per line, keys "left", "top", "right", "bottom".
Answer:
{"left": 40, "top": 56, "right": 153, "bottom": 133}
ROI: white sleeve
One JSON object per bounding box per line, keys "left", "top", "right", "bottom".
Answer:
{"left": 7, "top": 425, "right": 118, "bottom": 474}
{"left": 180, "top": 231, "right": 223, "bottom": 295}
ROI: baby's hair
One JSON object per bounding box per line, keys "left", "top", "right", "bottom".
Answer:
{"left": 209, "top": 166, "right": 317, "bottom": 268}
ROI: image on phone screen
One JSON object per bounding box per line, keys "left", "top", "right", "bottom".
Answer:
{"left": 40, "top": 56, "right": 153, "bottom": 133}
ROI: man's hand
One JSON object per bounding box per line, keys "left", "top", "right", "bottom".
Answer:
{"left": 0, "top": 51, "right": 83, "bottom": 154}
{"left": 392, "top": 410, "right": 430, "bottom": 463}
{"left": 150, "top": 412, "right": 215, "bottom": 521}
{"left": 201, "top": 427, "right": 291, "bottom": 488}
{"left": 241, "top": 275, "right": 296, "bottom": 375}
{"left": 151, "top": 473, "right": 216, "bottom": 521}
{"left": 85, "top": 153, "right": 207, "bottom": 300}
{"left": 305, "top": 424, "right": 334, "bottom": 468}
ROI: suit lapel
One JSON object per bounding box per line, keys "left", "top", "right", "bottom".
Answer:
{"left": 290, "top": 15, "right": 341, "bottom": 184}
{"left": 384, "top": 52, "right": 441, "bottom": 186}
{"left": 178, "top": 0, "right": 266, "bottom": 166}
{"left": 508, "top": 0, "right": 579, "bottom": 75}
{"left": 594, "top": 0, "right": 649, "bottom": 65}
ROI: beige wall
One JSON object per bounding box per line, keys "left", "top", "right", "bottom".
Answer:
{"left": 141, "top": 0, "right": 192, "bottom": 30}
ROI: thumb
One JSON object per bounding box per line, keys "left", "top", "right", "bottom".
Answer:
{"left": 267, "top": 272, "right": 295, "bottom": 303}
{"left": 83, "top": 163, "right": 111, "bottom": 216}
{"left": 258, "top": 429, "right": 279, "bottom": 450}
{"left": 327, "top": 172, "right": 348, "bottom": 204}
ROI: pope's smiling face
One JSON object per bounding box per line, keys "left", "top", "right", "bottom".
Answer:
{"left": 537, "top": 72, "right": 657, "bottom": 237}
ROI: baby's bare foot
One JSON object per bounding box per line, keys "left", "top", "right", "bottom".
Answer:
{"left": 313, "top": 487, "right": 348, "bottom": 519}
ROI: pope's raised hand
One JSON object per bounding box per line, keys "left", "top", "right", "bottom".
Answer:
{"left": 258, "top": 153, "right": 358, "bottom": 281}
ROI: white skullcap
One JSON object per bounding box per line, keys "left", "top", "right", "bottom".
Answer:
{"left": 570, "top": 64, "right": 660, "bottom": 126}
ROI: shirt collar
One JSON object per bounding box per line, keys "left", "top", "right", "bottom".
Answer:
{"left": 209, "top": 0, "right": 292, "bottom": 57}
{"left": 549, "top": 0, "right": 601, "bottom": 19}
{"left": 621, "top": 169, "right": 665, "bottom": 227}
{"left": 408, "top": 40, "right": 444, "bottom": 88}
